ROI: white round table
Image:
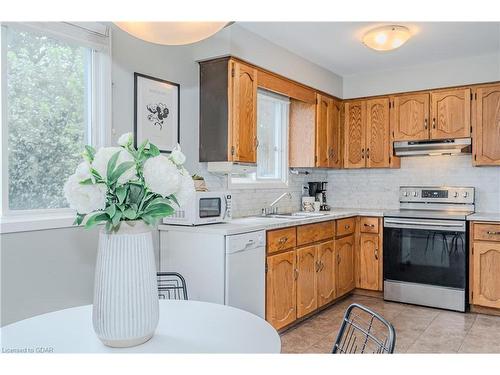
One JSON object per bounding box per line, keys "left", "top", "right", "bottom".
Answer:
{"left": 0, "top": 300, "right": 281, "bottom": 353}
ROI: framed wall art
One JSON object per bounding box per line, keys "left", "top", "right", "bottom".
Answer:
{"left": 134, "top": 72, "right": 180, "bottom": 153}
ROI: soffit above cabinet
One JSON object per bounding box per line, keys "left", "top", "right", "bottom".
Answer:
{"left": 239, "top": 22, "right": 500, "bottom": 76}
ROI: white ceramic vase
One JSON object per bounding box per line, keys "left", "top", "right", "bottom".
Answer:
{"left": 92, "top": 220, "right": 159, "bottom": 348}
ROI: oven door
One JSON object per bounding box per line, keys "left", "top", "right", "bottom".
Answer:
{"left": 383, "top": 217, "right": 467, "bottom": 289}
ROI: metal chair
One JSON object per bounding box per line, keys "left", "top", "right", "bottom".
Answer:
{"left": 332, "top": 303, "right": 396, "bottom": 354}
{"left": 157, "top": 272, "right": 188, "bottom": 300}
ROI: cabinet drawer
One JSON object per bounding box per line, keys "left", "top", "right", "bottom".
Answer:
{"left": 336, "top": 217, "right": 355, "bottom": 237}
{"left": 474, "top": 223, "right": 500, "bottom": 242}
{"left": 297, "top": 221, "right": 334, "bottom": 246}
{"left": 267, "top": 227, "right": 297, "bottom": 254}
{"left": 360, "top": 217, "right": 379, "bottom": 234}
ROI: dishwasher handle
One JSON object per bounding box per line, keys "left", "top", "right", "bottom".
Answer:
{"left": 226, "top": 231, "right": 266, "bottom": 254}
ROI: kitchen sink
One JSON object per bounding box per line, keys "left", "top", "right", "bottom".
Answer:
{"left": 264, "top": 212, "right": 330, "bottom": 219}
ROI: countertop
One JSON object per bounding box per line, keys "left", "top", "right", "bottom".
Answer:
{"left": 467, "top": 212, "right": 500, "bottom": 222}
{"left": 158, "top": 208, "right": 500, "bottom": 235}
{"left": 158, "top": 208, "right": 384, "bottom": 236}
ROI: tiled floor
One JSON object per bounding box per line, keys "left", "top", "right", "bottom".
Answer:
{"left": 280, "top": 294, "right": 500, "bottom": 353}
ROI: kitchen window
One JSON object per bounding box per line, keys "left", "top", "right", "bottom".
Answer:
{"left": 0, "top": 22, "right": 111, "bottom": 232}
{"left": 230, "top": 89, "right": 289, "bottom": 188}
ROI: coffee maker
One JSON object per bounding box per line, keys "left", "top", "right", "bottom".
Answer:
{"left": 307, "top": 182, "right": 329, "bottom": 211}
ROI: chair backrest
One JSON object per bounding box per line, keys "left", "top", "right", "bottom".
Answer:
{"left": 157, "top": 272, "right": 188, "bottom": 300}
{"left": 332, "top": 303, "right": 396, "bottom": 354}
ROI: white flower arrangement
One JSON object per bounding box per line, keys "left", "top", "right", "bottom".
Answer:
{"left": 64, "top": 132, "right": 194, "bottom": 231}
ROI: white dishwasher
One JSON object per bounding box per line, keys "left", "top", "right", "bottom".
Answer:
{"left": 225, "top": 231, "right": 266, "bottom": 318}
{"left": 159, "top": 228, "right": 266, "bottom": 318}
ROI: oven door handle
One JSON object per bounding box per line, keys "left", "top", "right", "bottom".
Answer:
{"left": 384, "top": 218, "right": 466, "bottom": 232}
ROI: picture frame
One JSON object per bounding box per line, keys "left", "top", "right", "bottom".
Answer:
{"left": 134, "top": 72, "right": 180, "bottom": 153}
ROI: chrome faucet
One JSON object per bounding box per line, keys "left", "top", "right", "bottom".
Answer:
{"left": 262, "top": 192, "right": 292, "bottom": 216}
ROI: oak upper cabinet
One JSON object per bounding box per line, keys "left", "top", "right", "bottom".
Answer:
{"left": 290, "top": 93, "right": 342, "bottom": 169}
{"left": 344, "top": 99, "right": 391, "bottom": 169}
{"left": 336, "top": 234, "right": 355, "bottom": 297}
{"left": 472, "top": 84, "right": 500, "bottom": 166}
{"left": 366, "top": 98, "right": 391, "bottom": 168}
{"left": 317, "top": 240, "right": 336, "bottom": 307}
{"left": 430, "top": 88, "right": 471, "bottom": 139}
{"left": 391, "top": 93, "right": 430, "bottom": 141}
{"left": 344, "top": 101, "right": 366, "bottom": 168}
{"left": 317, "top": 95, "right": 342, "bottom": 168}
{"left": 315, "top": 94, "right": 331, "bottom": 167}
{"left": 472, "top": 241, "right": 500, "bottom": 309}
{"left": 359, "top": 233, "right": 381, "bottom": 291}
{"left": 296, "top": 245, "right": 318, "bottom": 318}
{"left": 266, "top": 250, "right": 297, "bottom": 330}
{"left": 328, "top": 99, "right": 343, "bottom": 168}
{"left": 199, "top": 57, "right": 257, "bottom": 163}
{"left": 231, "top": 60, "right": 258, "bottom": 162}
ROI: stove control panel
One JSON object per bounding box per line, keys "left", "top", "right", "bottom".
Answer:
{"left": 399, "top": 186, "right": 474, "bottom": 204}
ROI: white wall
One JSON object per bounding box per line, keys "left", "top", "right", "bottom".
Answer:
{"left": 343, "top": 52, "right": 500, "bottom": 98}
{"left": 1, "top": 24, "right": 343, "bottom": 326}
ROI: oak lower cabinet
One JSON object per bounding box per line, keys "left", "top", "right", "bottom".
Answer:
{"left": 317, "top": 241, "right": 336, "bottom": 306}
{"left": 358, "top": 233, "right": 381, "bottom": 291}
{"left": 470, "top": 222, "right": 500, "bottom": 310}
{"left": 472, "top": 83, "right": 500, "bottom": 166}
{"left": 266, "top": 223, "right": 337, "bottom": 330}
{"left": 356, "top": 217, "right": 383, "bottom": 291}
{"left": 266, "top": 250, "right": 297, "bottom": 330}
{"left": 296, "top": 240, "right": 337, "bottom": 318}
{"left": 296, "top": 245, "right": 318, "bottom": 317}
{"left": 335, "top": 234, "right": 355, "bottom": 297}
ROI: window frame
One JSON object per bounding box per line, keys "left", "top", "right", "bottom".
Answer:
{"left": 0, "top": 22, "right": 112, "bottom": 233}
{"left": 229, "top": 89, "right": 290, "bottom": 190}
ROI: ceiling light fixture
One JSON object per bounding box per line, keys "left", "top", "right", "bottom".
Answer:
{"left": 362, "top": 25, "right": 411, "bottom": 51}
{"left": 114, "top": 22, "right": 231, "bottom": 46}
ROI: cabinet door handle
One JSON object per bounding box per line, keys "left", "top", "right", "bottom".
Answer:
{"left": 337, "top": 254, "right": 341, "bottom": 265}
{"left": 364, "top": 223, "right": 375, "bottom": 227}
{"left": 424, "top": 118, "right": 428, "bottom": 129}
{"left": 278, "top": 237, "right": 288, "bottom": 245}
{"left": 375, "top": 249, "right": 379, "bottom": 260}
{"left": 361, "top": 148, "right": 364, "bottom": 159}
{"left": 315, "top": 261, "right": 320, "bottom": 272}
{"left": 487, "top": 231, "right": 500, "bottom": 235}
{"left": 294, "top": 268, "right": 299, "bottom": 280}
{"left": 345, "top": 225, "right": 350, "bottom": 230}
{"left": 432, "top": 118, "right": 436, "bottom": 129}
{"left": 320, "top": 261, "right": 324, "bottom": 271}
{"left": 366, "top": 148, "right": 370, "bottom": 159}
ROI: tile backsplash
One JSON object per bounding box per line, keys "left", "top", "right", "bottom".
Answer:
{"left": 326, "top": 155, "right": 500, "bottom": 212}
{"left": 200, "top": 155, "right": 500, "bottom": 218}
{"left": 201, "top": 167, "right": 328, "bottom": 218}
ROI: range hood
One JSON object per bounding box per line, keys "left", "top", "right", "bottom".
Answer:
{"left": 394, "top": 138, "right": 472, "bottom": 157}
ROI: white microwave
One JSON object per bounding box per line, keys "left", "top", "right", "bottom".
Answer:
{"left": 162, "top": 191, "right": 232, "bottom": 226}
